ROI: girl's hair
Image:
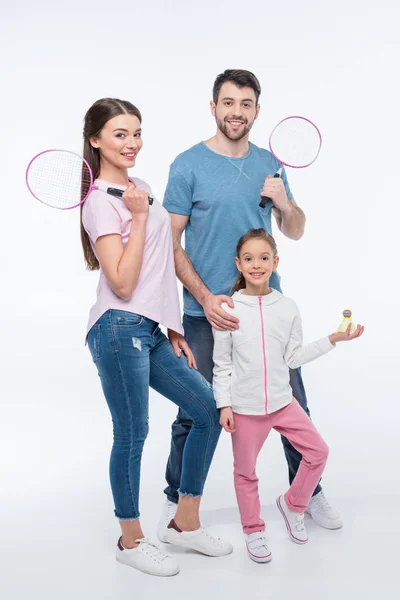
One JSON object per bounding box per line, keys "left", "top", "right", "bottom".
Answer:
{"left": 80, "top": 98, "right": 142, "bottom": 270}
{"left": 232, "top": 228, "right": 278, "bottom": 293}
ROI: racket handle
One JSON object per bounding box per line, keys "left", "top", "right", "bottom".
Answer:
{"left": 107, "top": 187, "right": 154, "bottom": 205}
{"left": 259, "top": 171, "right": 281, "bottom": 208}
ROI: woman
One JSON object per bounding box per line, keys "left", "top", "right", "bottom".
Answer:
{"left": 81, "top": 98, "right": 232, "bottom": 577}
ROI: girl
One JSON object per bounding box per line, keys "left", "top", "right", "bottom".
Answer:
{"left": 212, "top": 228, "right": 364, "bottom": 563}
{"left": 81, "top": 98, "right": 232, "bottom": 577}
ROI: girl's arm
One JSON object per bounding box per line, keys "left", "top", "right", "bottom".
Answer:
{"left": 284, "top": 313, "right": 335, "bottom": 370}
{"left": 284, "top": 311, "right": 364, "bottom": 370}
{"left": 212, "top": 327, "right": 233, "bottom": 409}
{"left": 95, "top": 184, "right": 150, "bottom": 301}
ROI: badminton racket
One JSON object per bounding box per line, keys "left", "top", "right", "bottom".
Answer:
{"left": 26, "top": 149, "right": 154, "bottom": 210}
{"left": 259, "top": 116, "right": 321, "bottom": 208}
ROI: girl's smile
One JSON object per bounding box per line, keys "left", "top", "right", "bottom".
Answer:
{"left": 235, "top": 237, "right": 279, "bottom": 296}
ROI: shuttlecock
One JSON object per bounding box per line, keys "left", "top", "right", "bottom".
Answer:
{"left": 337, "top": 309, "right": 356, "bottom": 334}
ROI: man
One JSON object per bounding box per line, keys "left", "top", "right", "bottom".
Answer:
{"left": 157, "top": 69, "right": 342, "bottom": 541}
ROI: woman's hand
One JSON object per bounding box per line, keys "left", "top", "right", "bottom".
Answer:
{"left": 219, "top": 407, "right": 235, "bottom": 433}
{"left": 123, "top": 183, "right": 150, "bottom": 220}
{"left": 168, "top": 330, "right": 198, "bottom": 369}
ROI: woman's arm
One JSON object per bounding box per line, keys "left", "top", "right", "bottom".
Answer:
{"left": 95, "top": 184, "right": 149, "bottom": 301}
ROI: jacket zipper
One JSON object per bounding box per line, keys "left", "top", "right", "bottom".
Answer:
{"left": 258, "top": 296, "right": 268, "bottom": 413}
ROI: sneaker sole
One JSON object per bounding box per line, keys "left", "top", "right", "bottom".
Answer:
{"left": 116, "top": 555, "right": 180, "bottom": 577}
{"left": 247, "top": 548, "right": 273, "bottom": 563}
{"left": 276, "top": 496, "right": 308, "bottom": 545}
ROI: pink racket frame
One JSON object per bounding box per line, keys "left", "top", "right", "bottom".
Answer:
{"left": 269, "top": 116, "right": 322, "bottom": 169}
{"left": 25, "top": 149, "right": 95, "bottom": 210}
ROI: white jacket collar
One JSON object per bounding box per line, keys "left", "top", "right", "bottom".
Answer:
{"left": 232, "top": 288, "right": 283, "bottom": 307}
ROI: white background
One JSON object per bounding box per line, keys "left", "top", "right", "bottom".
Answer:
{"left": 1, "top": 0, "right": 399, "bottom": 598}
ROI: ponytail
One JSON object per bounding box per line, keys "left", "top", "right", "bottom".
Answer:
{"left": 231, "top": 272, "right": 246, "bottom": 294}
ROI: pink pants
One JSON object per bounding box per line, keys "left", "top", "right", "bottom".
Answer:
{"left": 232, "top": 400, "right": 329, "bottom": 534}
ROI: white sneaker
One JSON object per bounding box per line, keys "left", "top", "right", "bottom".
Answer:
{"left": 116, "top": 537, "right": 180, "bottom": 577}
{"left": 245, "top": 532, "right": 272, "bottom": 563}
{"left": 164, "top": 519, "right": 233, "bottom": 557}
{"left": 276, "top": 495, "right": 308, "bottom": 544}
{"left": 305, "top": 490, "right": 343, "bottom": 529}
{"left": 157, "top": 499, "right": 178, "bottom": 543}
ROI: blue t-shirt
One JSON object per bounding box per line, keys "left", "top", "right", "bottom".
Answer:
{"left": 163, "top": 141, "right": 293, "bottom": 317}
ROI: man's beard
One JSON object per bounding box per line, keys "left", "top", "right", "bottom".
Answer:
{"left": 216, "top": 116, "right": 254, "bottom": 141}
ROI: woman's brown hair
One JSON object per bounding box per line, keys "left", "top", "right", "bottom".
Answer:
{"left": 80, "top": 98, "right": 142, "bottom": 270}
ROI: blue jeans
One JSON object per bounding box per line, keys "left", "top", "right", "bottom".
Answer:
{"left": 164, "top": 314, "right": 322, "bottom": 503}
{"left": 87, "top": 310, "right": 221, "bottom": 520}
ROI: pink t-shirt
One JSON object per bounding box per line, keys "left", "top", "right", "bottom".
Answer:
{"left": 82, "top": 177, "right": 184, "bottom": 335}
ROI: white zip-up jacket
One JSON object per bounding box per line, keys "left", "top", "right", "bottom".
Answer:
{"left": 212, "top": 289, "right": 335, "bottom": 415}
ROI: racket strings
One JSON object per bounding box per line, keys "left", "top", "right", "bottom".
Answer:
{"left": 27, "top": 151, "right": 92, "bottom": 209}
{"left": 270, "top": 118, "right": 321, "bottom": 168}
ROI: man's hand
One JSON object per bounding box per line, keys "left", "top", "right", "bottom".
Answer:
{"left": 202, "top": 293, "right": 239, "bottom": 331}
{"left": 261, "top": 175, "right": 291, "bottom": 212}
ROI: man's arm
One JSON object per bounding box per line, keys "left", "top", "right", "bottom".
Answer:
{"left": 170, "top": 214, "right": 211, "bottom": 305}
{"left": 169, "top": 213, "right": 239, "bottom": 331}
{"left": 272, "top": 197, "right": 306, "bottom": 241}
{"left": 261, "top": 175, "right": 305, "bottom": 240}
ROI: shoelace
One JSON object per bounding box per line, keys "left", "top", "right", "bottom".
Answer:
{"left": 312, "top": 492, "right": 331, "bottom": 512}
{"left": 200, "top": 527, "right": 225, "bottom": 547}
{"left": 136, "top": 538, "right": 168, "bottom": 563}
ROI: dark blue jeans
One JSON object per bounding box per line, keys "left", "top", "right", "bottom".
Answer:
{"left": 87, "top": 310, "right": 221, "bottom": 520}
{"left": 164, "top": 314, "right": 322, "bottom": 503}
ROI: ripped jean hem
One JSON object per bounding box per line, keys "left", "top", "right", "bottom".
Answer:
{"left": 115, "top": 513, "right": 140, "bottom": 522}
{"left": 178, "top": 490, "right": 203, "bottom": 499}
